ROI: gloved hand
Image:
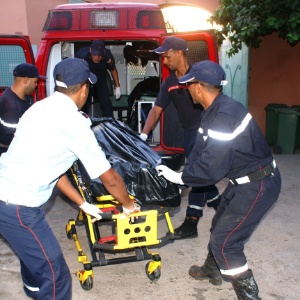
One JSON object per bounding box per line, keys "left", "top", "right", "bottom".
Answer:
{"left": 155, "top": 165, "right": 184, "bottom": 185}
{"left": 79, "top": 201, "right": 102, "bottom": 223}
{"left": 121, "top": 202, "right": 141, "bottom": 222}
{"left": 115, "top": 87, "right": 121, "bottom": 100}
{"left": 139, "top": 133, "right": 148, "bottom": 141}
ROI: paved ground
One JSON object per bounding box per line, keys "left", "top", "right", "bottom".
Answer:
{"left": 1, "top": 153, "right": 300, "bottom": 300}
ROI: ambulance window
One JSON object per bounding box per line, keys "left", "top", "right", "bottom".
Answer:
{"left": 186, "top": 40, "right": 209, "bottom": 65}
{"left": 0, "top": 45, "right": 26, "bottom": 87}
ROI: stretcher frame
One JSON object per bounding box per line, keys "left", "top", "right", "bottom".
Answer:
{"left": 66, "top": 161, "right": 175, "bottom": 291}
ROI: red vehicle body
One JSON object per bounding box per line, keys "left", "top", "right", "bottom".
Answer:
{"left": 0, "top": 35, "right": 36, "bottom": 96}
{"left": 5, "top": 3, "right": 219, "bottom": 169}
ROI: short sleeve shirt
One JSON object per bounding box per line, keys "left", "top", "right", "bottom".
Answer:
{"left": 155, "top": 68, "right": 203, "bottom": 130}
{"left": 0, "top": 92, "right": 111, "bottom": 207}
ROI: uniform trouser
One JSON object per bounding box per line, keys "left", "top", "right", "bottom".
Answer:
{"left": 209, "top": 168, "right": 281, "bottom": 276}
{"left": 187, "top": 185, "right": 220, "bottom": 218}
{"left": 0, "top": 201, "right": 71, "bottom": 300}
{"left": 184, "top": 128, "right": 220, "bottom": 218}
{"left": 94, "top": 86, "right": 113, "bottom": 118}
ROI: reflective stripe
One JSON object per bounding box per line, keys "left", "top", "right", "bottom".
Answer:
{"left": 206, "top": 194, "right": 220, "bottom": 203}
{"left": 220, "top": 263, "right": 248, "bottom": 276}
{"left": 0, "top": 118, "right": 18, "bottom": 129}
{"left": 207, "top": 113, "right": 252, "bottom": 141}
{"left": 188, "top": 205, "right": 203, "bottom": 210}
{"left": 23, "top": 283, "right": 40, "bottom": 292}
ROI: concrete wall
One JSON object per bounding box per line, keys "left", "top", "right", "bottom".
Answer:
{"left": 1, "top": 0, "right": 29, "bottom": 35}
{"left": 248, "top": 34, "right": 300, "bottom": 133}
{"left": 0, "top": 0, "right": 67, "bottom": 51}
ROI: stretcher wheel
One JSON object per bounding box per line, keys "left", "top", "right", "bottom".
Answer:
{"left": 80, "top": 275, "right": 93, "bottom": 291}
{"left": 145, "top": 261, "right": 161, "bottom": 281}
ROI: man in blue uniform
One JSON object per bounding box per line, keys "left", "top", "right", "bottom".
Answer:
{"left": 0, "top": 63, "right": 45, "bottom": 155}
{"left": 0, "top": 58, "right": 139, "bottom": 300}
{"left": 81, "top": 40, "right": 121, "bottom": 117}
{"left": 156, "top": 60, "right": 281, "bottom": 299}
{"left": 141, "top": 37, "right": 220, "bottom": 239}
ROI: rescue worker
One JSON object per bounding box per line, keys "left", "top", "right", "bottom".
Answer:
{"left": 156, "top": 60, "right": 281, "bottom": 299}
{"left": 0, "top": 58, "right": 139, "bottom": 300}
{"left": 0, "top": 63, "right": 45, "bottom": 155}
{"left": 81, "top": 40, "right": 121, "bottom": 117}
{"left": 140, "top": 37, "right": 220, "bottom": 239}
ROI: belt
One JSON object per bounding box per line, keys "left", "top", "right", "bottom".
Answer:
{"left": 230, "top": 160, "right": 276, "bottom": 185}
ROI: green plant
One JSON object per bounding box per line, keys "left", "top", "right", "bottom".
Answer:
{"left": 209, "top": 0, "right": 300, "bottom": 57}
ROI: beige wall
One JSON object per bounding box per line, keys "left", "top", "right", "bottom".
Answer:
{"left": 0, "top": 0, "right": 67, "bottom": 47}
{"left": 1, "top": 0, "right": 29, "bottom": 35}
{"left": 248, "top": 34, "right": 300, "bottom": 134}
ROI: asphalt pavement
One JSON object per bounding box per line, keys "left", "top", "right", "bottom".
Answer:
{"left": 1, "top": 152, "right": 300, "bottom": 300}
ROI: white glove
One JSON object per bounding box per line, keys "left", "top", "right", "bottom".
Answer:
{"left": 121, "top": 202, "right": 141, "bottom": 221}
{"left": 115, "top": 87, "right": 121, "bottom": 100}
{"left": 155, "top": 165, "right": 184, "bottom": 185}
{"left": 79, "top": 201, "right": 102, "bottom": 223}
{"left": 122, "top": 202, "right": 141, "bottom": 216}
{"left": 139, "top": 133, "right": 148, "bottom": 141}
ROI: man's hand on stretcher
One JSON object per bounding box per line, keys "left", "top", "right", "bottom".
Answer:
{"left": 79, "top": 201, "right": 141, "bottom": 222}
{"left": 79, "top": 201, "right": 103, "bottom": 222}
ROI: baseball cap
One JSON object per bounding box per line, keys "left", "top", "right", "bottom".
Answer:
{"left": 90, "top": 40, "right": 105, "bottom": 56}
{"left": 154, "top": 37, "right": 188, "bottom": 54}
{"left": 54, "top": 58, "right": 97, "bottom": 88}
{"left": 179, "top": 60, "right": 228, "bottom": 87}
{"left": 13, "top": 63, "right": 47, "bottom": 79}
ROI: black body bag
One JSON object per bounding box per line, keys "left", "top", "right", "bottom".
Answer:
{"left": 79, "top": 117, "right": 181, "bottom": 207}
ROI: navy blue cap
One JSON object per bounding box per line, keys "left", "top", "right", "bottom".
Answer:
{"left": 13, "top": 63, "right": 46, "bottom": 79}
{"left": 154, "top": 37, "right": 188, "bottom": 54}
{"left": 179, "top": 60, "right": 227, "bottom": 87}
{"left": 90, "top": 40, "right": 105, "bottom": 56}
{"left": 53, "top": 58, "right": 97, "bottom": 88}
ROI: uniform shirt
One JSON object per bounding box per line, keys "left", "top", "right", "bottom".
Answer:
{"left": 0, "top": 87, "right": 32, "bottom": 147}
{"left": 182, "top": 93, "right": 273, "bottom": 187}
{"left": 155, "top": 68, "right": 203, "bottom": 131}
{"left": 0, "top": 92, "right": 111, "bottom": 207}
{"left": 85, "top": 49, "right": 116, "bottom": 89}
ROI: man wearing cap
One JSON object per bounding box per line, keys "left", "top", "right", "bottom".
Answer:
{"left": 0, "top": 63, "right": 46, "bottom": 155}
{"left": 156, "top": 60, "right": 281, "bottom": 299}
{"left": 80, "top": 40, "right": 121, "bottom": 117}
{"left": 0, "top": 58, "right": 139, "bottom": 299}
{"left": 140, "top": 36, "right": 221, "bottom": 240}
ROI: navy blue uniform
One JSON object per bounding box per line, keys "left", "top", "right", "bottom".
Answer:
{"left": 83, "top": 49, "right": 115, "bottom": 117}
{"left": 182, "top": 93, "right": 281, "bottom": 275}
{"left": 156, "top": 68, "right": 220, "bottom": 218}
{"left": 0, "top": 87, "right": 32, "bottom": 155}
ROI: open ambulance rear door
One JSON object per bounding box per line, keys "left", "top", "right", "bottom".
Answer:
{"left": 0, "top": 35, "right": 36, "bottom": 97}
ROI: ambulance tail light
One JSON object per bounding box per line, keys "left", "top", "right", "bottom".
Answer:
{"left": 43, "top": 11, "right": 72, "bottom": 31}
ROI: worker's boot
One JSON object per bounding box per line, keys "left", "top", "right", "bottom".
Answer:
{"left": 231, "top": 269, "right": 261, "bottom": 300}
{"left": 173, "top": 216, "right": 199, "bottom": 239}
{"left": 189, "top": 250, "right": 222, "bottom": 285}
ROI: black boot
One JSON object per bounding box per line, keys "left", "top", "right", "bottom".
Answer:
{"left": 189, "top": 250, "right": 222, "bottom": 285}
{"left": 172, "top": 216, "right": 199, "bottom": 239}
{"left": 231, "top": 269, "right": 261, "bottom": 300}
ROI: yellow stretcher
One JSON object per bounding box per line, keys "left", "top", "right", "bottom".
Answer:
{"left": 66, "top": 161, "right": 175, "bottom": 291}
